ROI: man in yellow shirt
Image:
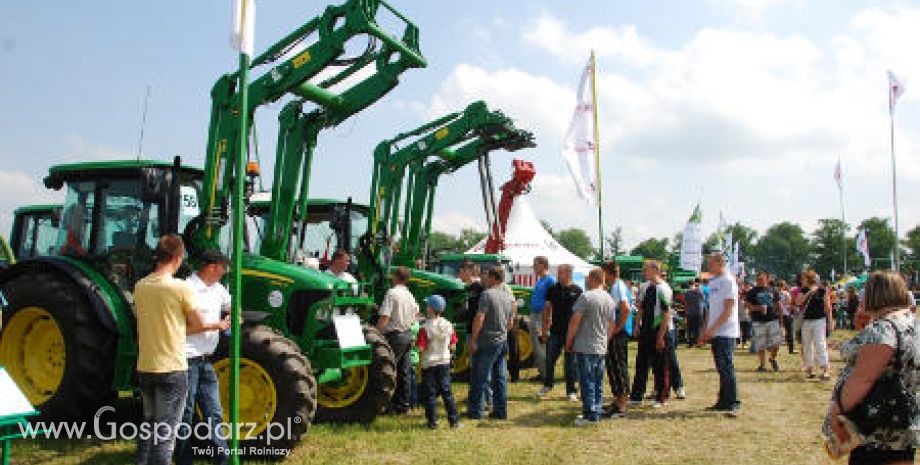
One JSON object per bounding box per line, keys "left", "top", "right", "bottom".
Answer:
{"left": 134, "top": 235, "right": 224, "bottom": 465}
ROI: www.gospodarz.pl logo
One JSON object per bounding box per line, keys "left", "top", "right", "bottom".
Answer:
{"left": 18, "top": 406, "right": 300, "bottom": 453}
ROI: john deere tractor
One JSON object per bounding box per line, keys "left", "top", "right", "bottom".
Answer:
{"left": 0, "top": 0, "right": 425, "bottom": 458}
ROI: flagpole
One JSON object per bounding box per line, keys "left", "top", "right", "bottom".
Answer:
{"left": 230, "top": 2, "right": 251, "bottom": 464}
{"left": 590, "top": 50, "right": 604, "bottom": 260}
{"left": 889, "top": 103, "right": 900, "bottom": 273}
{"left": 837, "top": 158, "right": 847, "bottom": 276}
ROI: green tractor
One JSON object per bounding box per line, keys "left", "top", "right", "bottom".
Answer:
{"left": 9, "top": 204, "right": 62, "bottom": 260}
{"left": 0, "top": 0, "right": 426, "bottom": 458}
{"left": 0, "top": 204, "right": 62, "bottom": 269}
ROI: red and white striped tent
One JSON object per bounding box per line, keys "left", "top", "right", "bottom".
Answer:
{"left": 467, "top": 197, "right": 594, "bottom": 288}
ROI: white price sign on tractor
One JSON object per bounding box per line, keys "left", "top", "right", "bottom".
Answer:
{"left": 332, "top": 314, "right": 366, "bottom": 349}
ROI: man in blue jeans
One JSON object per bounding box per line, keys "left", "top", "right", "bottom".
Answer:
{"left": 134, "top": 235, "right": 216, "bottom": 465}
{"left": 468, "top": 266, "right": 516, "bottom": 420}
{"left": 699, "top": 253, "right": 741, "bottom": 417}
{"left": 528, "top": 256, "right": 556, "bottom": 382}
{"left": 537, "top": 264, "right": 581, "bottom": 401}
{"left": 177, "top": 250, "right": 232, "bottom": 465}
{"left": 566, "top": 268, "right": 615, "bottom": 426}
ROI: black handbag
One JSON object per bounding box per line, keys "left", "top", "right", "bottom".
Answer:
{"left": 835, "top": 318, "right": 919, "bottom": 436}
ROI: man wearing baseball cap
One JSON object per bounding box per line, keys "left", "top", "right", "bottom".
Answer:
{"left": 415, "top": 294, "right": 460, "bottom": 429}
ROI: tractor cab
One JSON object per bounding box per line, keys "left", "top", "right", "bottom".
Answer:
{"left": 246, "top": 194, "right": 369, "bottom": 268}
{"left": 9, "top": 205, "right": 62, "bottom": 260}
{"left": 432, "top": 253, "right": 516, "bottom": 284}
{"left": 42, "top": 159, "right": 206, "bottom": 291}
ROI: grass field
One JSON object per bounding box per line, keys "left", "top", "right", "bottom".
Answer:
{"left": 10, "top": 333, "right": 853, "bottom": 465}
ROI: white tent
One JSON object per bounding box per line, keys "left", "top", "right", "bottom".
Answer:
{"left": 467, "top": 197, "right": 594, "bottom": 288}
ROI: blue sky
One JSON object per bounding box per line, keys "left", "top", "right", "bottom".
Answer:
{"left": 2, "top": 0, "right": 919, "bottom": 250}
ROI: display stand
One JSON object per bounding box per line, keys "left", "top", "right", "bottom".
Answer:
{"left": 0, "top": 367, "right": 38, "bottom": 465}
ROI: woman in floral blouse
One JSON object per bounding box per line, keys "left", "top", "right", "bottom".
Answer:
{"left": 825, "top": 271, "right": 920, "bottom": 465}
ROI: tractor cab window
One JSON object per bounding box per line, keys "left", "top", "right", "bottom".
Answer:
{"left": 16, "top": 211, "right": 60, "bottom": 259}
{"left": 56, "top": 182, "right": 95, "bottom": 256}
{"left": 301, "top": 208, "right": 368, "bottom": 259}
{"left": 98, "top": 180, "right": 160, "bottom": 255}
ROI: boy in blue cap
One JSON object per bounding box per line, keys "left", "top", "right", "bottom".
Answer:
{"left": 416, "top": 294, "right": 461, "bottom": 429}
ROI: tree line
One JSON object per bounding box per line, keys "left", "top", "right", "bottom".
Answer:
{"left": 425, "top": 220, "right": 596, "bottom": 261}
{"left": 427, "top": 216, "right": 920, "bottom": 281}
{"left": 428, "top": 217, "right": 920, "bottom": 276}
{"left": 625, "top": 217, "right": 920, "bottom": 280}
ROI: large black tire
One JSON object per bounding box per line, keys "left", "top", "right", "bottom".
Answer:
{"left": 315, "top": 325, "right": 396, "bottom": 424}
{"left": 211, "top": 325, "right": 316, "bottom": 460}
{"left": 0, "top": 271, "right": 116, "bottom": 422}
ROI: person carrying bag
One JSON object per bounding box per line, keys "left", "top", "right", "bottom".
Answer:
{"left": 824, "top": 272, "right": 920, "bottom": 465}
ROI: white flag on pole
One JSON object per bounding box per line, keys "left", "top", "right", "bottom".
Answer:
{"left": 680, "top": 205, "right": 703, "bottom": 272}
{"left": 888, "top": 70, "right": 905, "bottom": 115}
{"left": 856, "top": 228, "right": 871, "bottom": 267}
{"left": 561, "top": 57, "right": 598, "bottom": 205}
{"left": 231, "top": 0, "right": 256, "bottom": 57}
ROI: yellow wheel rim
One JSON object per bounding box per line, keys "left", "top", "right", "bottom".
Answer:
{"left": 0, "top": 307, "right": 65, "bottom": 405}
{"left": 517, "top": 327, "right": 533, "bottom": 363}
{"left": 451, "top": 342, "right": 470, "bottom": 375}
{"left": 317, "top": 366, "right": 368, "bottom": 409}
{"left": 214, "top": 357, "right": 277, "bottom": 439}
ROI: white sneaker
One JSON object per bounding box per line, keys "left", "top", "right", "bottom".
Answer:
{"left": 652, "top": 401, "right": 667, "bottom": 409}
{"left": 626, "top": 400, "right": 642, "bottom": 408}
{"left": 567, "top": 393, "right": 578, "bottom": 402}
{"left": 574, "top": 417, "right": 596, "bottom": 427}
{"left": 536, "top": 386, "right": 552, "bottom": 398}
{"left": 676, "top": 388, "right": 687, "bottom": 400}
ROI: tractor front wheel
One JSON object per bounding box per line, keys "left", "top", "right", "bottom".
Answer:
{"left": 212, "top": 325, "right": 316, "bottom": 459}
{"left": 315, "top": 325, "right": 396, "bottom": 424}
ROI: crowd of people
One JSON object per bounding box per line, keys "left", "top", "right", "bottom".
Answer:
{"left": 130, "top": 234, "right": 920, "bottom": 465}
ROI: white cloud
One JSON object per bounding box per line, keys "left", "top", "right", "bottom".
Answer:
{"left": 523, "top": 14, "right": 660, "bottom": 66}
{"left": 707, "top": 0, "right": 801, "bottom": 19}
{"left": 59, "top": 135, "right": 135, "bottom": 163}
{"left": 425, "top": 7, "right": 920, "bottom": 246}
{"left": 428, "top": 63, "right": 574, "bottom": 140}
{"left": 432, "top": 211, "right": 484, "bottom": 236}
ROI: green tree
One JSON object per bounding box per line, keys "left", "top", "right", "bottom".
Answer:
{"left": 858, "top": 217, "right": 897, "bottom": 270}
{"left": 556, "top": 228, "right": 596, "bottom": 259}
{"left": 670, "top": 232, "right": 683, "bottom": 255}
{"left": 630, "top": 237, "right": 669, "bottom": 261}
{"left": 455, "top": 228, "right": 487, "bottom": 252}
{"left": 604, "top": 226, "right": 625, "bottom": 257}
{"left": 427, "top": 231, "right": 458, "bottom": 254}
{"left": 703, "top": 222, "right": 757, "bottom": 258}
{"left": 752, "top": 222, "right": 810, "bottom": 280}
{"left": 905, "top": 225, "right": 920, "bottom": 261}
{"left": 810, "top": 218, "right": 857, "bottom": 278}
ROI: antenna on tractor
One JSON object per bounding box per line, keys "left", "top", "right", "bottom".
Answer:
{"left": 136, "top": 84, "right": 152, "bottom": 161}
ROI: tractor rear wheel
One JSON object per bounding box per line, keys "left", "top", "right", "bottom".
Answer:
{"left": 516, "top": 317, "right": 535, "bottom": 368}
{"left": 212, "top": 325, "right": 316, "bottom": 459}
{"left": 315, "top": 325, "right": 396, "bottom": 424}
{"left": 0, "top": 271, "right": 116, "bottom": 421}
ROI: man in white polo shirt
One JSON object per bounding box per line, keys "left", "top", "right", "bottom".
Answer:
{"left": 699, "top": 252, "right": 741, "bottom": 417}
{"left": 377, "top": 266, "right": 420, "bottom": 414}
{"left": 176, "top": 250, "right": 231, "bottom": 465}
